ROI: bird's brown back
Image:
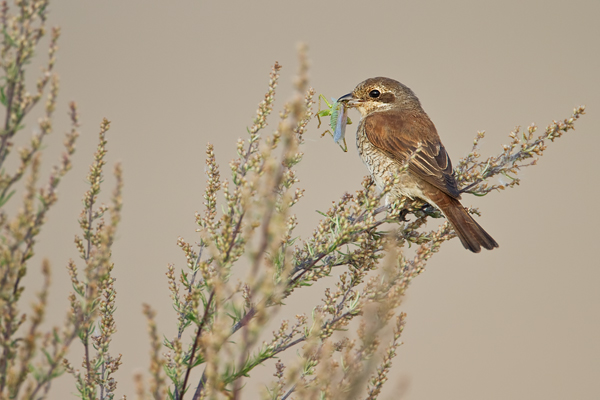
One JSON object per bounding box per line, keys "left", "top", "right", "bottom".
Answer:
{"left": 363, "top": 110, "right": 461, "bottom": 199}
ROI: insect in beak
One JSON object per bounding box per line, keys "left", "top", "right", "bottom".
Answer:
{"left": 333, "top": 101, "right": 348, "bottom": 146}
{"left": 316, "top": 94, "right": 352, "bottom": 152}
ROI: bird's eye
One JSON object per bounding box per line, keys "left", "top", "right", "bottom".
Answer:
{"left": 369, "top": 89, "right": 381, "bottom": 98}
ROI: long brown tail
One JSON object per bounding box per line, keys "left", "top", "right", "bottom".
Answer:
{"left": 434, "top": 194, "right": 498, "bottom": 253}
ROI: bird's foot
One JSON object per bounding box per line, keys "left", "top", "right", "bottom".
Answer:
{"left": 419, "top": 203, "right": 443, "bottom": 218}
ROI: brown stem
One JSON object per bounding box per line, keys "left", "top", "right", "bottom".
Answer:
{"left": 180, "top": 290, "right": 215, "bottom": 400}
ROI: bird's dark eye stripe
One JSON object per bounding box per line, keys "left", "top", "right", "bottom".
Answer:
{"left": 369, "top": 89, "right": 380, "bottom": 98}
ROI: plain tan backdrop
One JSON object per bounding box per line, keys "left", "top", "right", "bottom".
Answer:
{"left": 17, "top": 0, "right": 599, "bottom": 399}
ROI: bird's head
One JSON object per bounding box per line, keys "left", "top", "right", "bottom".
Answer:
{"left": 338, "top": 77, "right": 423, "bottom": 117}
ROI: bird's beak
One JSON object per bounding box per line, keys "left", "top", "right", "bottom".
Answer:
{"left": 337, "top": 92, "right": 359, "bottom": 107}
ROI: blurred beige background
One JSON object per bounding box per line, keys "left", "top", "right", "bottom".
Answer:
{"left": 21, "top": 0, "right": 599, "bottom": 398}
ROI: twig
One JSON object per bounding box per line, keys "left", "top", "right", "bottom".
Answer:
{"left": 180, "top": 290, "right": 215, "bottom": 400}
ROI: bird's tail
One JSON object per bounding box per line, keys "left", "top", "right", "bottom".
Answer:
{"left": 437, "top": 196, "right": 498, "bottom": 253}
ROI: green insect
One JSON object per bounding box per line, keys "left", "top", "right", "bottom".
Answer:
{"left": 316, "top": 94, "right": 352, "bottom": 152}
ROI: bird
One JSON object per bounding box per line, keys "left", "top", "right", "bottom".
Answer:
{"left": 337, "top": 77, "right": 498, "bottom": 253}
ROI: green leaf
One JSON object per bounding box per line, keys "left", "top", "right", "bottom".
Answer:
{"left": 2, "top": 28, "right": 16, "bottom": 47}
{"left": 468, "top": 191, "right": 488, "bottom": 197}
{"left": 53, "top": 329, "right": 61, "bottom": 344}
{"left": 192, "top": 354, "right": 205, "bottom": 368}
{"left": 0, "top": 189, "right": 15, "bottom": 208}
{"left": 501, "top": 171, "right": 517, "bottom": 181}
{"left": 72, "top": 282, "right": 84, "bottom": 296}
{"left": 0, "top": 85, "right": 7, "bottom": 106}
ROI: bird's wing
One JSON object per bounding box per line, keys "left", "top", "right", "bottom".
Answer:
{"left": 363, "top": 112, "right": 461, "bottom": 199}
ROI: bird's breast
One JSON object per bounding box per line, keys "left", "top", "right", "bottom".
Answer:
{"left": 356, "top": 121, "right": 430, "bottom": 202}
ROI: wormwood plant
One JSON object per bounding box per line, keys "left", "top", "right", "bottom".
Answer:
{"left": 0, "top": 1, "right": 586, "bottom": 399}
{"left": 133, "top": 54, "right": 585, "bottom": 399}
{"left": 0, "top": 1, "right": 122, "bottom": 399}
